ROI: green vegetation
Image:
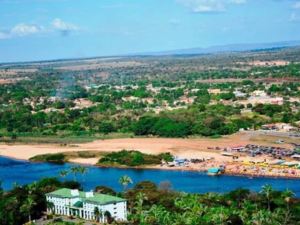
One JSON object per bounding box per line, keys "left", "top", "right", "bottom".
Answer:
{"left": 30, "top": 151, "right": 104, "bottom": 164}
{"left": 0, "top": 178, "right": 81, "bottom": 225}
{"left": 0, "top": 48, "right": 300, "bottom": 141}
{"left": 119, "top": 175, "right": 133, "bottom": 191}
{"left": 124, "top": 181, "right": 300, "bottom": 225}
{"left": 30, "top": 153, "right": 66, "bottom": 164}
{"left": 1, "top": 177, "right": 300, "bottom": 225}
{"left": 98, "top": 150, "right": 174, "bottom": 167}
{"left": 29, "top": 150, "right": 173, "bottom": 168}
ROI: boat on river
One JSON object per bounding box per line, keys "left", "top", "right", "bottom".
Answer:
{"left": 207, "top": 167, "right": 223, "bottom": 176}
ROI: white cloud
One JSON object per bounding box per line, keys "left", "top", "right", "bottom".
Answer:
{"left": 178, "top": 0, "right": 225, "bottom": 12}
{"left": 293, "top": 1, "right": 300, "bottom": 9}
{"left": 177, "top": 0, "right": 246, "bottom": 13}
{"left": 0, "top": 19, "right": 79, "bottom": 40}
{"left": 52, "top": 18, "right": 78, "bottom": 34}
{"left": 0, "top": 23, "right": 43, "bottom": 39}
{"left": 11, "top": 23, "right": 43, "bottom": 36}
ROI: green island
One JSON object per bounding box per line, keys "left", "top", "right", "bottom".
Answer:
{"left": 97, "top": 150, "right": 173, "bottom": 167}
{"left": 30, "top": 151, "right": 104, "bottom": 164}
{"left": 30, "top": 150, "right": 174, "bottom": 167}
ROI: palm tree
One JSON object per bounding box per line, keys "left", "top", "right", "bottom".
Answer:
{"left": 251, "top": 209, "right": 279, "bottom": 225}
{"left": 175, "top": 194, "right": 207, "bottom": 217}
{"left": 119, "top": 175, "right": 133, "bottom": 191}
{"left": 20, "top": 196, "right": 36, "bottom": 223}
{"left": 104, "top": 211, "right": 112, "bottom": 223}
{"left": 281, "top": 189, "right": 294, "bottom": 206}
{"left": 94, "top": 206, "right": 103, "bottom": 222}
{"left": 70, "top": 166, "right": 80, "bottom": 181}
{"left": 146, "top": 205, "right": 172, "bottom": 225}
{"left": 281, "top": 189, "right": 295, "bottom": 225}
{"left": 132, "top": 192, "right": 148, "bottom": 224}
{"left": 78, "top": 166, "right": 88, "bottom": 181}
{"left": 238, "top": 200, "right": 256, "bottom": 224}
{"left": 27, "top": 182, "right": 37, "bottom": 195}
{"left": 59, "top": 170, "right": 69, "bottom": 181}
{"left": 260, "top": 184, "right": 274, "bottom": 211}
{"left": 210, "top": 206, "right": 230, "bottom": 225}
{"left": 47, "top": 201, "right": 55, "bottom": 215}
{"left": 201, "top": 192, "right": 220, "bottom": 207}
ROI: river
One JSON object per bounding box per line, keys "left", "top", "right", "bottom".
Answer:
{"left": 1, "top": 156, "right": 300, "bottom": 195}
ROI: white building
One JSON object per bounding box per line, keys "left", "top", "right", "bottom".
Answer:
{"left": 251, "top": 90, "right": 267, "bottom": 97}
{"left": 233, "top": 90, "right": 247, "bottom": 98}
{"left": 46, "top": 188, "right": 127, "bottom": 223}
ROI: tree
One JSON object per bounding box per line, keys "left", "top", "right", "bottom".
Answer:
{"left": 145, "top": 204, "right": 172, "bottom": 225}
{"left": 20, "top": 196, "right": 36, "bottom": 223}
{"left": 104, "top": 210, "right": 113, "bottom": 223}
{"left": 59, "top": 170, "right": 68, "bottom": 181}
{"left": 78, "top": 166, "right": 88, "bottom": 181}
{"left": 251, "top": 210, "right": 280, "bottom": 225}
{"left": 47, "top": 201, "right": 55, "bottom": 215}
{"left": 70, "top": 166, "right": 80, "bottom": 181}
{"left": 281, "top": 189, "right": 295, "bottom": 225}
{"left": 227, "top": 188, "right": 250, "bottom": 208}
{"left": 133, "top": 116, "right": 158, "bottom": 135}
{"left": 98, "top": 121, "right": 115, "bottom": 134}
{"left": 94, "top": 186, "right": 116, "bottom": 196}
{"left": 94, "top": 207, "right": 103, "bottom": 222}
{"left": 260, "top": 184, "right": 274, "bottom": 211}
{"left": 152, "top": 117, "right": 190, "bottom": 137}
{"left": 119, "top": 175, "right": 133, "bottom": 191}
{"left": 210, "top": 206, "right": 230, "bottom": 225}
{"left": 133, "top": 192, "right": 148, "bottom": 224}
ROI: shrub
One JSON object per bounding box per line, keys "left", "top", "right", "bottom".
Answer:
{"left": 30, "top": 153, "right": 66, "bottom": 164}
{"left": 98, "top": 150, "right": 173, "bottom": 167}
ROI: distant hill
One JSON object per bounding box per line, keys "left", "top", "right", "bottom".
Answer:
{"left": 140, "top": 40, "right": 300, "bottom": 56}
{"left": 2, "top": 40, "right": 300, "bottom": 66}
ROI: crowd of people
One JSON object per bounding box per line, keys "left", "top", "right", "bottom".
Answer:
{"left": 161, "top": 143, "right": 300, "bottom": 178}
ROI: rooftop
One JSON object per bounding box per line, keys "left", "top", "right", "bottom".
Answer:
{"left": 46, "top": 188, "right": 125, "bottom": 205}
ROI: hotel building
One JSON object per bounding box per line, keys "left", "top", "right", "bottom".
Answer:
{"left": 46, "top": 188, "right": 127, "bottom": 222}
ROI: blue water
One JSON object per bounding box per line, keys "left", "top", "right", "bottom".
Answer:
{"left": 1, "top": 156, "right": 300, "bottom": 196}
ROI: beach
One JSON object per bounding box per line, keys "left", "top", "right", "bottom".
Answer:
{"left": 0, "top": 132, "right": 299, "bottom": 178}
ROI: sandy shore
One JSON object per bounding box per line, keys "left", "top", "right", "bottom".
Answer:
{"left": 0, "top": 132, "right": 297, "bottom": 161}
{"left": 0, "top": 132, "right": 299, "bottom": 179}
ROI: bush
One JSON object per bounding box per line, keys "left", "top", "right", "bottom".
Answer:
{"left": 98, "top": 150, "right": 173, "bottom": 167}
{"left": 30, "top": 153, "right": 66, "bottom": 164}
{"left": 133, "top": 116, "right": 190, "bottom": 137}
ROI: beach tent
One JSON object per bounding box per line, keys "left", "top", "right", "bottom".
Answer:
{"left": 291, "top": 154, "right": 300, "bottom": 159}
{"left": 207, "top": 168, "right": 221, "bottom": 175}
{"left": 269, "top": 160, "right": 285, "bottom": 165}
{"left": 282, "top": 161, "right": 300, "bottom": 167}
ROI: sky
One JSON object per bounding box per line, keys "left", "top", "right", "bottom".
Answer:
{"left": 0, "top": 0, "right": 300, "bottom": 62}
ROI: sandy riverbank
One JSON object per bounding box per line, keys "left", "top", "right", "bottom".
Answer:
{"left": 66, "top": 158, "right": 300, "bottom": 179}
{"left": 0, "top": 132, "right": 299, "bottom": 179}
{"left": 0, "top": 132, "right": 297, "bottom": 161}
